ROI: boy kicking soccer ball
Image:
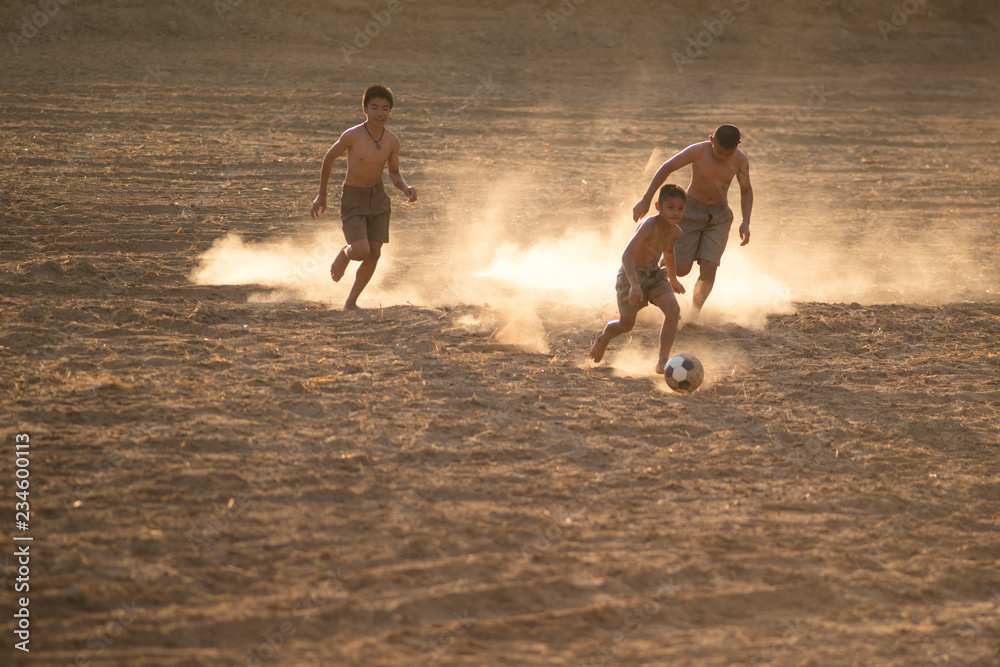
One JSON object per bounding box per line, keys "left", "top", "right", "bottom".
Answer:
{"left": 590, "top": 184, "right": 687, "bottom": 375}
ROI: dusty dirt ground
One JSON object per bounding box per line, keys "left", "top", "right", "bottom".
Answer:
{"left": 2, "top": 1, "right": 1000, "bottom": 665}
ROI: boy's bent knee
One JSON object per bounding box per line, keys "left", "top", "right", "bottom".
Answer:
{"left": 617, "top": 315, "right": 637, "bottom": 332}
{"left": 348, "top": 241, "right": 374, "bottom": 261}
{"left": 653, "top": 296, "right": 680, "bottom": 320}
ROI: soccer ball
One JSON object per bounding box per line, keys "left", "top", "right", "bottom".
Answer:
{"left": 663, "top": 353, "right": 704, "bottom": 394}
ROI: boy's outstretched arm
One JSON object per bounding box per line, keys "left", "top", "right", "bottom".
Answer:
{"left": 387, "top": 140, "right": 417, "bottom": 202}
{"left": 632, "top": 145, "right": 698, "bottom": 221}
{"left": 622, "top": 222, "right": 651, "bottom": 305}
{"left": 311, "top": 133, "right": 350, "bottom": 218}
{"left": 737, "top": 157, "right": 753, "bottom": 245}
{"left": 660, "top": 239, "right": 686, "bottom": 294}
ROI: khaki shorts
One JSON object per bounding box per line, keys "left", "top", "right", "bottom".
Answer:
{"left": 673, "top": 195, "right": 734, "bottom": 266}
{"left": 615, "top": 264, "right": 673, "bottom": 319}
{"left": 341, "top": 182, "right": 391, "bottom": 244}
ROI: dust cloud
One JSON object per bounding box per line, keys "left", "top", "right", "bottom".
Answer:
{"left": 189, "top": 144, "right": 990, "bottom": 368}
{"left": 189, "top": 226, "right": 351, "bottom": 303}
{"left": 188, "top": 166, "right": 795, "bottom": 361}
{"left": 748, "top": 190, "right": 994, "bottom": 306}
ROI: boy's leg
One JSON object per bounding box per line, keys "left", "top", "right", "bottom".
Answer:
{"left": 590, "top": 314, "right": 636, "bottom": 363}
{"left": 345, "top": 242, "right": 382, "bottom": 310}
{"left": 331, "top": 239, "right": 372, "bottom": 282}
{"left": 690, "top": 260, "right": 719, "bottom": 316}
{"left": 342, "top": 192, "right": 390, "bottom": 307}
{"left": 337, "top": 183, "right": 385, "bottom": 282}
{"left": 650, "top": 292, "right": 681, "bottom": 374}
{"left": 331, "top": 246, "right": 350, "bottom": 282}
{"left": 686, "top": 205, "right": 732, "bottom": 315}
{"left": 346, "top": 239, "right": 372, "bottom": 261}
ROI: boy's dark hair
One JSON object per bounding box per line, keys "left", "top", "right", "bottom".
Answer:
{"left": 363, "top": 84, "right": 394, "bottom": 109}
{"left": 713, "top": 124, "right": 741, "bottom": 150}
{"left": 658, "top": 183, "right": 687, "bottom": 203}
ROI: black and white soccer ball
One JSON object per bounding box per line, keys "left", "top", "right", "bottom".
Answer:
{"left": 663, "top": 353, "right": 704, "bottom": 394}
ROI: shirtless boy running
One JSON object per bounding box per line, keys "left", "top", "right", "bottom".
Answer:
{"left": 632, "top": 124, "right": 753, "bottom": 318}
{"left": 310, "top": 84, "right": 417, "bottom": 310}
{"left": 590, "top": 184, "right": 688, "bottom": 375}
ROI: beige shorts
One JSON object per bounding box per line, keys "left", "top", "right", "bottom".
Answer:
{"left": 341, "top": 182, "right": 391, "bottom": 244}
{"left": 615, "top": 264, "right": 673, "bottom": 319}
{"left": 673, "top": 195, "right": 734, "bottom": 266}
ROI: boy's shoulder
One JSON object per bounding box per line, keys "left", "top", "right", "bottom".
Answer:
{"left": 336, "top": 123, "right": 365, "bottom": 142}
{"left": 383, "top": 127, "right": 401, "bottom": 145}
{"left": 724, "top": 147, "right": 750, "bottom": 169}
{"left": 647, "top": 214, "right": 682, "bottom": 237}
{"left": 638, "top": 214, "right": 676, "bottom": 236}
{"left": 637, "top": 214, "right": 660, "bottom": 231}
{"left": 681, "top": 141, "right": 713, "bottom": 161}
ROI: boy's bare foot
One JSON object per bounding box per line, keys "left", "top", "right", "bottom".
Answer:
{"left": 589, "top": 330, "right": 610, "bottom": 363}
{"left": 330, "top": 246, "right": 350, "bottom": 282}
{"left": 344, "top": 300, "right": 361, "bottom": 311}
{"left": 655, "top": 358, "right": 668, "bottom": 375}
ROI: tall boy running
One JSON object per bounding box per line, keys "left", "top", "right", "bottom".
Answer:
{"left": 632, "top": 124, "right": 753, "bottom": 318}
{"left": 310, "top": 84, "right": 417, "bottom": 310}
{"left": 590, "top": 185, "right": 688, "bottom": 375}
